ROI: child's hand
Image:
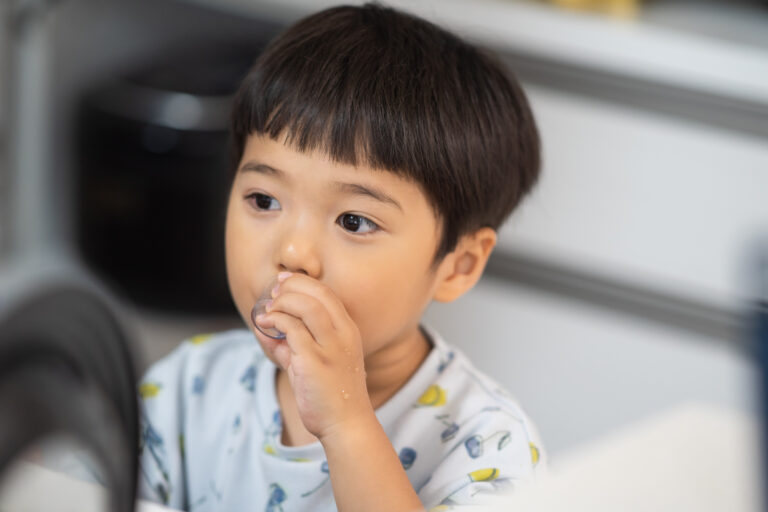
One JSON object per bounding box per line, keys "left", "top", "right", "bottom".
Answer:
{"left": 254, "top": 272, "right": 373, "bottom": 440}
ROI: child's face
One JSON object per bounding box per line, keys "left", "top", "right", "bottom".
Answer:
{"left": 225, "top": 134, "right": 446, "bottom": 362}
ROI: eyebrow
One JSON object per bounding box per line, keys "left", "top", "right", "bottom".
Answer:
{"left": 240, "top": 162, "right": 286, "bottom": 178}
{"left": 332, "top": 182, "right": 403, "bottom": 212}
{"left": 239, "top": 161, "right": 403, "bottom": 212}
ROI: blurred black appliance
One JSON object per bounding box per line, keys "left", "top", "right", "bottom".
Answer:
{"left": 75, "top": 41, "right": 268, "bottom": 313}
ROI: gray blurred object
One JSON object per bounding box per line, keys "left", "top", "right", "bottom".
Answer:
{"left": 0, "top": 3, "right": 140, "bottom": 509}
{"left": 4, "top": 0, "right": 65, "bottom": 265}
{"left": 0, "top": 1, "right": 9, "bottom": 257}
{"left": 0, "top": 278, "right": 139, "bottom": 512}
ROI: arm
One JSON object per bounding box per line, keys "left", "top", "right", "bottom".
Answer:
{"left": 321, "top": 415, "right": 424, "bottom": 512}
{"left": 255, "top": 272, "right": 424, "bottom": 512}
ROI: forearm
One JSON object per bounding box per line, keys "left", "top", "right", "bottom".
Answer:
{"left": 321, "top": 415, "right": 425, "bottom": 512}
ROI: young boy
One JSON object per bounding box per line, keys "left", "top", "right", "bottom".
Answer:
{"left": 137, "top": 3, "right": 543, "bottom": 511}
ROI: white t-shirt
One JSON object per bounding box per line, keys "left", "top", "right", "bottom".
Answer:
{"left": 137, "top": 324, "right": 545, "bottom": 511}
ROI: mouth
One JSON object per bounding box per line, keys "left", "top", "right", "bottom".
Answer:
{"left": 251, "top": 300, "right": 286, "bottom": 340}
{"left": 250, "top": 274, "right": 286, "bottom": 340}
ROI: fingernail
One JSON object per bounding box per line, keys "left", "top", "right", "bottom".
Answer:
{"left": 255, "top": 313, "right": 266, "bottom": 324}
{"left": 277, "top": 271, "right": 292, "bottom": 282}
{"left": 271, "top": 284, "right": 279, "bottom": 298}
{"left": 264, "top": 299, "right": 273, "bottom": 312}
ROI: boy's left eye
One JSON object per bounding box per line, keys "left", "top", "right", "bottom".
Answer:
{"left": 247, "top": 192, "right": 281, "bottom": 211}
{"left": 337, "top": 213, "right": 379, "bottom": 234}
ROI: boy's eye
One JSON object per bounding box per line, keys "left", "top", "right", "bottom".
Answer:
{"left": 337, "top": 213, "right": 379, "bottom": 234}
{"left": 247, "top": 193, "right": 281, "bottom": 211}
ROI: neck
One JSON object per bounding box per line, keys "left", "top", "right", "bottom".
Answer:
{"left": 362, "top": 325, "right": 432, "bottom": 410}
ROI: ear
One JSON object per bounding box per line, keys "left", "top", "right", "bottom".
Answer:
{"left": 432, "top": 227, "right": 497, "bottom": 303}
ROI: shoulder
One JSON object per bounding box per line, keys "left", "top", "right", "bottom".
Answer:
{"left": 136, "top": 329, "right": 267, "bottom": 506}
{"left": 410, "top": 326, "right": 545, "bottom": 508}
{"left": 138, "top": 328, "right": 267, "bottom": 423}
{"left": 438, "top": 343, "right": 544, "bottom": 463}
{"left": 139, "top": 328, "right": 262, "bottom": 390}
{"left": 424, "top": 325, "right": 541, "bottom": 442}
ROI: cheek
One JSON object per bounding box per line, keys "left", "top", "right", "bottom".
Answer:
{"left": 341, "top": 265, "right": 431, "bottom": 350}
{"left": 224, "top": 199, "right": 256, "bottom": 319}
{"left": 337, "top": 233, "right": 438, "bottom": 349}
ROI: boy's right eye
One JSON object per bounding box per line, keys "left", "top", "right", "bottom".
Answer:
{"left": 246, "top": 192, "right": 281, "bottom": 211}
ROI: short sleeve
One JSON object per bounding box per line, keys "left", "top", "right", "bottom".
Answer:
{"left": 417, "top": 410, "right": 544, "bottom": 510}
{"left": 136, "top": 344, "right": 191, "bottom": 509}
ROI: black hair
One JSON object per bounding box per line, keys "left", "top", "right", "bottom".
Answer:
{"left": 229, "top": 2, "right": 541, "bottom": 265}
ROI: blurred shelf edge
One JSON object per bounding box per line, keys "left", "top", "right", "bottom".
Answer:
{"left": 177, "top": 0, "right": 768, "bottom": 110}
{"left": 485, "top": 248, "right": 751, "bottom": 352}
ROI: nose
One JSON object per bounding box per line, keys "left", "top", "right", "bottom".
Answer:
{"left": 275, "top": 215, "right": 323, "bottom": 278}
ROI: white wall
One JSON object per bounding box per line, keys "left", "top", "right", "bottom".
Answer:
{"left": 502, "top": 83, "right": 768, "bottom": 309}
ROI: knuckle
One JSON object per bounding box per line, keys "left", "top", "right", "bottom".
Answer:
{"left": 317, "top": 350, "right": 333, "bottom": 366}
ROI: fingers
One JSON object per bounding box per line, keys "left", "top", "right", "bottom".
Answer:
{"left": 255, "top": 273, "right": 361, "bottom": 369}
{"left": 266, "top": 291, "right": 336, "bottom": 344}
{"left": 255, "top": 309, "right": 319, "bottom": 357}
{"left": 272, "top": 273, "right": 355, "bottom": 339}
